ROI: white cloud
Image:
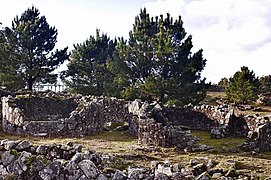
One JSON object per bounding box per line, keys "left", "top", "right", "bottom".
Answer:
{"left": 143, "top": 0, "right": 271, "bottom": 83}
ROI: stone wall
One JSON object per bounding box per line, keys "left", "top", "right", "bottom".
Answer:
{"left": 138, "top": 119, "right": 193, "bottom": 148}
{"left": 255, "top": 122, "right": 271, "bottom": 151}
{"left": 242, "top": 118, "right": 271, "bottom": 152}
{"left": 2, "top": 93, "right": 269, "bottom": 150}
{"left": 244, "top": 114, "right": 271, "bottom": 131}
{"left": 129, "top": 100, "right": 248, "bottom": 147}
{"left": 2, "top": 96, "right": 105, "bottom": 136}
{"left": 159, "top": 106, "right": 219, "bottom": 131}
{"left": 0, "top": 89, "right": 13, "bottom": 122}
{"left": 2, "top": 94, "right": 133, "bottom": 137}
{"left": 89, "top": 96, "right": 132, "bottom": 123}
{"left": 15, "top": 96, "right": 78, "bottom": 121}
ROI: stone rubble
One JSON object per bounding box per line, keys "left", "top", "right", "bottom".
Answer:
{"left": 0, "top": 139, "right": 262, "bottom": 179}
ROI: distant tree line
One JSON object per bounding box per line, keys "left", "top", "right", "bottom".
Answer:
{"left": 0, "top": 6, "right": 208, "bottom": 106}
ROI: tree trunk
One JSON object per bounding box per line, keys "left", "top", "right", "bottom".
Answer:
{"left": 27, "top": 78, "right": 33, "bottom": 91}
{"left": 159, "top": 93, "right": 165, "bottom": 102}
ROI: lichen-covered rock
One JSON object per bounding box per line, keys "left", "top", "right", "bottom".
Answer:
{"left": 112, "top": 170, "right": 127, "bottom": 180}
{"left": 39, "top": 160, "right": 64, "bottom": 180}
{"left": 15, "top": 140, "right": 32, "bottom": 151}
{"left": 96, "top": 173, "right": 108, "bottom": 180}
{"left": 155, "top": 173, "right": 170, "bottom": 180}
{"left": 0, "top": 139, "right": 264, "bottom": 179}
{"left": 156, "top": 163, "right": 173, "bottom": 177}
{"left": 1, "top": 151, "right": 16, "bottom": 166}
{"left": 65, "top": 161, "right": 83, "bottom": 180}
{"left": 128, "top": 166, "right": 149, "bottom": 179}
{"left": 36, "top": 145, "right": 48, "bottom": 155}
{"left": 3, "top": 140, "right": 17, "bottom": 151}
{"left": 78, "top": 160, "right": 99, "bottom": 179}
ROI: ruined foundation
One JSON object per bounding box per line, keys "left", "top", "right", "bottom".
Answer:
{"left": 1, "top": 93, "right": 271, "bottom": 151}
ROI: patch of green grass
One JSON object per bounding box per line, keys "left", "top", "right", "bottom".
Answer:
{"left": 192, "top": 130, "right": 245, "bottom": 152}
{"left": 87, "top": 130, "right": 136, "bottom": 142}
{"left": 235, "top": 106, "right": 271, "bottom": 116}
{"left": 203, "top": 91, "right": 226, "bottom": 105}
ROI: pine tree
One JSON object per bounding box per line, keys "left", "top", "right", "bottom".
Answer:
{"left": 1, "top": 6, "right": 68, "bottom": 90}
{"left": 226, "top": 66, "right": 259, "bottom": 104}
{"left": 259, "top": 75, "right": 271, "bottom": 94}
{"left": 63, "top": 30, "right": 116, "bottom": 95}
{"left": 0, "top": 23, "right": 25, "bottom": 90}
{"left": 116, "top": 8, "right": 207, "bottom": 105}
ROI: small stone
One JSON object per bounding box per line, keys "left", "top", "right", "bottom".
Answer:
{"left": 70, "top": 153, "right": 82, "bottom": 163}
{"left": 196, "top": 172, "right": 211, "bottom": 180}
{"left": 155, "top": 173, "right": 170, "bottom": 180}
{"left": 36, "top": 145, "right": 48, "bottom": 155}
{"left": 189, "top": 159, "right": 197, "bottom": 166}
{"left": 156, "top": 164, "right": 173, "bottom": 177}
{"left": 112, "top": 170, "right": 127, "bottom": 180}
{"left": 4, "top": 140, "right": 17, "bottom": 150}
{"left": 212, "top": 173, "right": 223, "bottom": 178}
{"left": 1, "top": 151, "right": 16, "bottom": 166}
{"left": 15, "top": 140, "right": 32, "bottom": 151}
{"left": 78, "top": 160, "right": 99, "bottom": 179}
{"left": 96, "top": 174, "right": 108, "bottom": 180}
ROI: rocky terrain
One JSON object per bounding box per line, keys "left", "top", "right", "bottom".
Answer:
{"left": 0, "top": 137, "right": 270, "bottom": 179}
{"left": 1, "top": 90, "right": 271, "bottom": 179}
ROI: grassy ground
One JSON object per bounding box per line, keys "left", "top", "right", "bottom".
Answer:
{"left": 202, "top": 91, "right": 227, "bottom": 105}
{"left": 1, "top": 129, "right": 271, "bottom": 177}
{"left": 192, "top": 131, "right": 245, "bottom": 152}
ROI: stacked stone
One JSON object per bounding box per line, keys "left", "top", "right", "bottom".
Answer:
{"left": 101, "top": 97, "right": 132, "bottom": 123}
{"left": 162, "top": 107, "right": 218, "bottom": 131}
{"left": 2, "top": 96, "right": 24, "bottom": 133}
{"left": 138, "top": 119, "right": 166, "bottom": 147}
{"left": 0, "top": 89, "right": 13, "bottom": 122}
{"left": 2, "top": 96, "right": 105, "bottom": 137}
{"left": 138, "top": 119, "right": 193, "bottom": 148}
{"left": 256, "top": 122, "right": 271, "bottom": 151}
{"left": 15, "top": 96, "right": 78, "bottom": 121}
{"left": 242, "top": 122, "right": 271, "bottom": 152}
{"left": 211, "top": 109, "right": 249, "bottom": 139}
{"left": 193, "top": 104, "right": 229, "bottom": 123}
{"left": 244, "top": 114, "right": 271, "bottom": 131}
{"left": 164, "top": 126, "right": 193, "bottom": 148}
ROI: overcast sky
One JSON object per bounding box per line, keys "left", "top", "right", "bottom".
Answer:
{"left": 0, "top": 0, "right": 271, "bottom": 83}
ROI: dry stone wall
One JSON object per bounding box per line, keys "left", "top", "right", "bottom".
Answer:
{"left": 2, "top": 94, "right": 133, "bottom": 137}
{"left": 2, "top": 92, "right": 271, "bottom": 151}
{"left": 138, "top": 119, "right": 193, "bottom": 148}
{"left": 2, "top": 96, "right": 102, "bottom": 136}
{"left": 242, "top": 120, "right": 271, "bottom": 152}
{"left": 0, "top": 89, "right": 13, "bottom": 122}
{"left": 129, "top": 100, "right": 249, "bottom": 147}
